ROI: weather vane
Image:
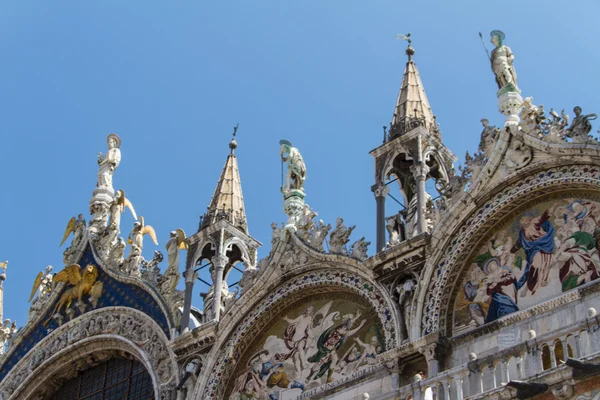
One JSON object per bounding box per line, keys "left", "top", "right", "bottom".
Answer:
{"left": 396, "top": 32, "right": 411, "bottom": 45}
{"left": 232, "top": 123, "right": 239, "bottom": 137}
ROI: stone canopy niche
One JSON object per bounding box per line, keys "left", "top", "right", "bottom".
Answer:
{"left": 453, "top": 192, "right": 600, "bottom": 336}
{"left": 226, "top": 292, "right": 384, "bottom": 400}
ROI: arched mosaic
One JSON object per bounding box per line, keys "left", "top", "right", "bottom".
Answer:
{"left": 226, "top": 292, "right": 383, "bottom": 399}
{"left": 453, "top": 193, "right": 600, "bottom": 335}
{"left": 200, "top": 269, "right": 395, "bottom": 399}
{"left": 422, "top": 164, "right": 600, "bottom": 336}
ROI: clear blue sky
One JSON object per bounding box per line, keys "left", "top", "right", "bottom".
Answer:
{"left": 1, "top": 1, "right": 599, "bottom": 327}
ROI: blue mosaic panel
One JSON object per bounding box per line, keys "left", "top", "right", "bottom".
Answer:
{"left": 0, "top": 246, "right": 170, "bottom": 382}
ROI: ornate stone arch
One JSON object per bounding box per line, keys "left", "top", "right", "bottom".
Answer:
{"left": 223, "top": 236, "right": 253, "bottom": 268}
{"left": 194, "top": 262, "right": 398, "bottom": 399}
{"left": 378, "top": 143, "right": 416, "bottom": 185}
{"left": 417, "top": 164, "right": 600, "bottom": 337}
{"left": 0, "top": 307, "right": 178, "bottom": 400}
{"left": 189, "top": 237, "right": 217, "bottom": 266}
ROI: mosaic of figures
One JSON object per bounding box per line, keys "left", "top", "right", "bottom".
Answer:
{"left": 454, "top": 196, "right": 600, "bottom": 334}
{"left": 228, "top": 296, "right": 384, "bottom": 400}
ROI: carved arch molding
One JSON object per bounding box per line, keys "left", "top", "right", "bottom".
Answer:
{"left": 423, "top": 164, "right": 600, "bottom": 336}
{"left": 197, "top": 269, "right": 397, "bottom": 399}
{"left": 0, "top": 307, "right": 178, "bottom": 400}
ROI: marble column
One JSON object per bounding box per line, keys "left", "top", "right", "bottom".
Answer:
{"left": 372, "top": 183, "right": 390, "bottom": 252}
{"left": 421, "top": 342, "right": 442, "bottom": 377}
{"left": 454, "top": 373, "right": 464, "bottom": 400}
{"left": 549, "top": 344, "right": 557, "bottom": 368}
{"left": 211, "top": 254, "right": 228, "bottom": 321}
{"left": 411, "top": 162, "right": 430, "bottom": 236}
{"left": 180, "top": 266, "right": 196, "bottom": 332}
{"left": 573, "top": 334, "right": 582, "bottom": 358}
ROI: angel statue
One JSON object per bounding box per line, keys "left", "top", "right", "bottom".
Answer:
{"left": 166, "top": 229, "right": 187, "bottom": 271}
{"left": 490, "top": 30, "right": 518, "bottom": 92}
{"left": 162, "top": 229, "right": 187, "bottom": 295}
{"left": 60, "top": 214, "right": 86, "bottom": 248}
{"left": 97, "top": 133, "right": 121, "bottom": 190}
{"left": 328, "top": 217, "right": 355, "bottom": 254}
{"left": 0, "top": 320, "right": 17, "bottom": 355}
{"left": 280, "top": 140, "right": 307, "bottom": 193}
{"left": 50, "top": 264, "right": 104, "bottom": 317}
{"left": 29, "top": 265, "right": 54, "bottom": 303}
{"left": 108, "top": 189, "right": 137, "bottom": 233}
{"left": 127, "top": 216, "right": 158, "bottom": 256}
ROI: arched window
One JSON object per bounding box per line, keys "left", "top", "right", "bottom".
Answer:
{"left": 52, "top": 357, "right": 154, "bottom": 400}
{"left": 541, "top": 344, "right": 552, "bottom": 371}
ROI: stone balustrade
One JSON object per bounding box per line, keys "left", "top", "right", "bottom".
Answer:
{"left": 397, "top": 309, "right": 600, "bottom": 400}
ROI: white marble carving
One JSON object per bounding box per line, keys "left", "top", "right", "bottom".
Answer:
{"left": 328, "top": 218, "right": 355, "bottom": 254}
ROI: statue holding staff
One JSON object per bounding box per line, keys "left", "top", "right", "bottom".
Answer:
{"left": 280, "top": 140, "right": 307, "bottom": 193}
{"left": 489, "top": 30, "right": 518, "bottom": 92}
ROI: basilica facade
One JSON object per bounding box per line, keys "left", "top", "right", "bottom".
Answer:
{"left": 1, "top": 31, "right": 600, "bottom": 400}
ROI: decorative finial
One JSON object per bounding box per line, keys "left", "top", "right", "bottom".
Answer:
{"left": 229, "top": 123, "right": 239, "bottom": 153}
{"left": 0, "top": 261, "right": 7, "bottom": 287}
{"left": 396, "top": 33, "right": 414, "bottom": 59}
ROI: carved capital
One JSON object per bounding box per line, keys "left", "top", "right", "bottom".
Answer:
{"left": 384, "top": 357, "right": 404, "bottom": 374}
{"left": 410, "top": 162, "right": 430, "bottom": 180}
{"left": 371, "top": 183, "right": 390, "bottom": 199}
{"left": 419, "top": 340, "right": 449, "bottom": 363}
{"left": 211, "top": 255, "right": 228, "bottom": 270}
{"left": 184, "top": 268, "right": 197, "bottom": 284}
{"left": 551, "top": 383, "right": 574, "bottom": 400}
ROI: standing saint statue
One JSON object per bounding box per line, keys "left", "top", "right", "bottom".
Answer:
{"left": 280, "top": 140, "right": 307, "bottom": 193}
{"left": 565, "top": 106, "right": 597, "bottom": 142}
{"left": 97, "top": 134, "right": 122, "bottom": 190}
{"left": 490, "top": 30, "right": 518, "bottom": 92}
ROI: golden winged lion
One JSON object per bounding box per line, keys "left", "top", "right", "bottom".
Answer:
{"left": 51, "top": 264, "right": 104, "bottom": 315}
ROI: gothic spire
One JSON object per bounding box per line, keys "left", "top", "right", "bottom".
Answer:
{"left": 201, "top": 130, "right": 248, "bottom": 233}
{"left": 388, "top": 42, "right": 439, "bottom": 139}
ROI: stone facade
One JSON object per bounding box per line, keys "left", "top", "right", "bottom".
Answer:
{"left": 1, "top": 33, "right": 600, "bottom": 400}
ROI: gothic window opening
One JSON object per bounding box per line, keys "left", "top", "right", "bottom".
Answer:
{"left": 52, "top": 358, "right": 154, "bottom": 400}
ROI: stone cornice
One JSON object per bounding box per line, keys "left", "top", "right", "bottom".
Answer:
{"left": 172, "top": 321, "right": 217, "bottom": 358}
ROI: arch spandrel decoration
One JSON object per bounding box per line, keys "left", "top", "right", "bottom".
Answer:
{"left": 453, "top": 192, "right": 600, "bottom": 336}
{"left": 422, "top": 164, "right": 600, "bottom": 336}
{"left": 199, "top": 269, "right": 396, "bottom": 399}
{"left": 0, "top": 245, "right": 172, "bottom": 384}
